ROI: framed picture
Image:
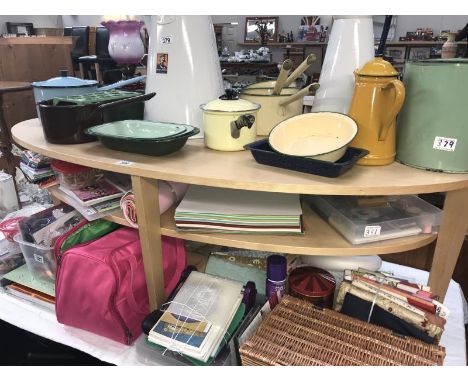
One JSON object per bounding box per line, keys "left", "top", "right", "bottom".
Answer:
{"left": 244, "top": 16, "right": 279, "bottom": 43}
{"left": 6, "top": 22, "right": 34, "bottom": 36}
{"left": 156, "top": 53, "right": 168, "bottom": 74}
{"left": 408, "top": 46, "right": 431, "bottom": 60}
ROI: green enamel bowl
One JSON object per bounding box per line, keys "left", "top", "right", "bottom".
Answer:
{"left": 86, "top": 120, "right": 200, "bottom": 156}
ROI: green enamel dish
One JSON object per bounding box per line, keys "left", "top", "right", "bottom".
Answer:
{"left": 86, "top": 120, "right": 194, "bottom": 140}
{"left": 85, "top": 120, "right": 199, "bottom": 156}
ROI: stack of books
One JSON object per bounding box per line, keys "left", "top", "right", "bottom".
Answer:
{"left": 19, "top": 150, "right": 57, "bottom": 188}
{"left": 147, "top": 271, "right": 244, "bottom": 363}
{"left": 175, "top": 186, "right": 303, "bottom": 234}
{"left": 336, "top": 268, "right": 449, "bottom": 344}
{"left": 2, "top": 264, "right": 55, "bottom": 310}
{"left": 55, "top": 175, "right": 129, "bottom": 221}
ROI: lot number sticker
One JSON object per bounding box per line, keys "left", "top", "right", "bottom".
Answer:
{"left": 433, "top": 136, "right": 457, "bottom": 152}
{"left": 364, "top": 225, "right": 381, "bottom": 238}
{"left": 160, "top": 36, "right": 172, "bottom": 44}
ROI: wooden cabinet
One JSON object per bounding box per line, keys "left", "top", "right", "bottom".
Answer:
{"left": 0, "top": 37, "right": 74, "bottom": 128}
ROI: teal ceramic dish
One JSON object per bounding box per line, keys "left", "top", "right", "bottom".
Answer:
{"left": 85, "top": 120, "right": 200, "bottom": 156}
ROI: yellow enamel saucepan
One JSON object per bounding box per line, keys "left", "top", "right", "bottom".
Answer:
{"left": 240, "top": 54, "right": 318, "bottom": 135}
{"left": 240, "top": 83, "right": 319, "bottom": 136}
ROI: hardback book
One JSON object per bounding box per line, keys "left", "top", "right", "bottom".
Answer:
{"left": 6, "top": 282, "right": 55, "bottom": 310}
{"left": 59, "top": 179, "right": 124, "bottom": 207}
{"left": 148, "top": 271, "right": 244, "bottom": 362}
{"left": 53, "top": 187, "right": 121, "bottom": 221}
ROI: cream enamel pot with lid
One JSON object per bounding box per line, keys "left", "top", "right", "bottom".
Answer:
{"left": 269, "top": 112, "right": 358, "bottom": 162}
{"left": 201, "top": 90, "right": 261, "bottom": 151}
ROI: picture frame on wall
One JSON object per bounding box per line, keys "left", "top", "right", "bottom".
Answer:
{"left": 244, "top": 16, "right": 279, "bottom": 43}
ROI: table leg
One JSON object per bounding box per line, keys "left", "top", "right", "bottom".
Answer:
{"left": 428, "top": 188, "right": 468, "bottom": 302}
{"left": 131, "top": 176, "right": 165, "bottom": 311}
{"left": 0, "top": 93, "right": 16, "bottom": 175}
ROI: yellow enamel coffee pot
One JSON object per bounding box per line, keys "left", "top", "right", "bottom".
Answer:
{"left": 348, "top": 57, "right": 405, "bottom": 165}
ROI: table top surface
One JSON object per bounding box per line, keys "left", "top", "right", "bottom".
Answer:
{"left": 12, "top": 118, "right": 468, "bottom": 195}
{"left": 0, "top": 81, "right": 32, "bottom": 94}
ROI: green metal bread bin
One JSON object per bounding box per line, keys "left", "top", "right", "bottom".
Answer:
{"left": 397, "top": 59, "right": 468, "bottom": 173}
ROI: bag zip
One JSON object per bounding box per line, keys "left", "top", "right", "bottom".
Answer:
{"left": 54, "top": 219, "right": 89, "bottom": 265}
{"left": 107, "top": 243, "right": 137, "bottom": 345}
{"left": 55, "top": 220, "right": 91, "bottom": 302}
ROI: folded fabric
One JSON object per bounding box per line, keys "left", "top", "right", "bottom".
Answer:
{"left": 335, "top": 281, "right": 444, "bottom": 341}
{"left": 340, "top": 293, "right": 435, "bottom": 344}
{"left": 20, "top": 150, "right": 53, "bottom": 169}
{"left": 349, "top": 279, "right": 446, "bottom": 328}
{"left": 19, "top": 162, "right": 55, "bottom": 182}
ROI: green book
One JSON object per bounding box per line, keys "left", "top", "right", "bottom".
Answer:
{"left": 2, "top": 264, "right": 55, "bottom": 297}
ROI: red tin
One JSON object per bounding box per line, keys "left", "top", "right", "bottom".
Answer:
{"left": 288, "top": 266, "right": 336, "bottom": 308}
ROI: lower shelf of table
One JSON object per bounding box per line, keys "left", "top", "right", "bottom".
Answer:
{"left": 50, "top": 185, "right": 436, "bottom": 256}
{"left": 51, "top": 188, "right": 437, "bottom": 256}
{"left": 160, "top": 204, "right": 437, "bottom": 256}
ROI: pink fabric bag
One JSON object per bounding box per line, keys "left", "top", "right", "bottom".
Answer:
{"left": 55, "top": 227, "right": 186, "bottom": 344}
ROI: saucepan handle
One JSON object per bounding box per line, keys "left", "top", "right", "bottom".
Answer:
{"left": 278, "top": 83, "right": 320, "bottom": 107}
{"left": 379, "top": 79, "right": 405, "bottom": 141}
{"left": 230, "top": 114, "right": 255, "bottom": 139}
{"left": 87, "top": 92, "right": 156, "bottom": 120}
{"left": 97, "top": 92, "right": 155, "bottom": 112}
{"left": 272, "top": 59, "right": 293, "bottom": 95}
{"left": 283, "top": 53, "right": 316, "bottom": 88}
{"left": 97, "top": 75, "right": 147, "bottom": 91}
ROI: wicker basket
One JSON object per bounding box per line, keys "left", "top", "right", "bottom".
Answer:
{"left": 239, "top": 295, "right": 445, "bottom": 366}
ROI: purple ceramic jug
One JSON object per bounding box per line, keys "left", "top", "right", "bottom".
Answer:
{"left": 101, "top": 20, "right": 145, "bottom": 64}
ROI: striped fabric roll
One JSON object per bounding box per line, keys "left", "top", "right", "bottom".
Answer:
{"left": 120, "top": 191, "right": 138, "bottom": 228}
{"left": 120, "top": 181, "right": 189, "bottom": 228}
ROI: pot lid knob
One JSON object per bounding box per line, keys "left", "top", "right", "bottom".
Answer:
{"left": 60, "top": 69, "right": 68, "bottom": 77}
{"left": 220, "top": 88, "right": 239, "bottom": 101}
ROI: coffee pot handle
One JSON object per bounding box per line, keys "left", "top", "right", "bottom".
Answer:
{"left": 379, "top": 79, "right": 405, "bottom": 141}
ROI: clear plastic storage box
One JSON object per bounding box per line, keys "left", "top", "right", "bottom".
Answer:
{"left": 13, "top": 234, "right": 55, "bottom": 282}
{"left": 308, "top": 195, "right": 443, "bottom": 245}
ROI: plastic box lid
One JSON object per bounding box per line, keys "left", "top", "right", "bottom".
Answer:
{"left": 307, "top": 195, "right": 443, "bottom": 245}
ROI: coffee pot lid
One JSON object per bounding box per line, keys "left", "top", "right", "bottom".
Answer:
{"left": 356, "top": 57, "right": 399, "bottom": 77}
